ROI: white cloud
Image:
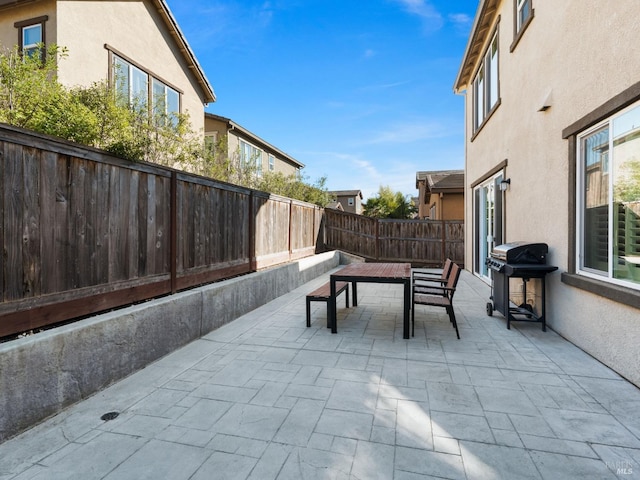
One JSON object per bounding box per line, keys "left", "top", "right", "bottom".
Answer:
{"left": 391, "top": 0, "right": 443, "bottom": 32}
{"left": 363, "top": 49, "right": 377, "bottom": 59}
{"left": 362, "top": 121, "right": 448, "bottom": 145}
{"left": 448, "top": 12, "right": 473, "bottom": 35}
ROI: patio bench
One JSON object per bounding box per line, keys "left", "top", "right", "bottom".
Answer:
{"left": 306, "top": 281, "right": 352, "bottom": 327}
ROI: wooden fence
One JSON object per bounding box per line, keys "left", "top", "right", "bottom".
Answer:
{"left": 324, "top": 209, "right": 464, "bottom": 266}
{"left": 0, "top": 124, "right": 323, "bottom": 338}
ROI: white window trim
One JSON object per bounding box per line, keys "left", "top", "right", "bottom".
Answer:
{"left": 107, "top": 46, "right": 182, "bottom": 119}
{"left": 472, "top": 31, "right": 500, "bottom": 133}
{"left": 516, "top": 0, "right": 532, "bottom": 33}
{"left": 239, "top": 139, "right": 264, "bottom": 176}
{"left": 576, "top": 101, "right": 640, "bottom": 291}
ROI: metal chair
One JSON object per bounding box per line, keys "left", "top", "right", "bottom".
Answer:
{"left": 412, "top": 258, "right": 453, "bottom": 286}
{"left": 411, "top": 262, "right": 461, "bottom": 339}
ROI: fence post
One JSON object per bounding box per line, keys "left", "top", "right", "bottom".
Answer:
{"left": 170, "top": 171, "right": 177, "bottom": 294}
{"left": 441, "top": 220, "right": 446, "bottom": 266}
{"left": 288, "top": 199, "right": 293, "bottom": 260}
{"left": 375, "top": 219, "right": 380, "bottom": 261}
{"left": 249, "top": 190, "right": 256, "bottom": 271}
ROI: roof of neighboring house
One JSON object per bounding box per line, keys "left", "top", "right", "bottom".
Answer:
{"left": 453, "top": 0, "right": 498, "bottom": 92}
{"left": 416, "top": 170, "right": 464, "bottom": 193}
{"left": 206, "top": 113, "right": 304, "bottom": 169}
{"left": 154, "top": 0, "right": 216, "bottom": 104}
{"left": 326, "top": 201, "right": 344, "bottom": 211}
{"left": 328, "top": 190, "right": 363, "bottom": 199}
{"left": 0, "top": 0, "right": 216, "bottom": 104}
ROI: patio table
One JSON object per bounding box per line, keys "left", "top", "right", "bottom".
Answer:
{"left": 329, "top": 262, "right": 412, "bottom": 339}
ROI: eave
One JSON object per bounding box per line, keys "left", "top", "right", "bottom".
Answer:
{"left": 155, "top": 0, "right": 216, "bottom": 104}
{"left": 453, "top": 0, "right": 500, "bottom": 93}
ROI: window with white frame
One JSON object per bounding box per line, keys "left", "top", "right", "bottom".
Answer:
{"left": 15, "top": 16, "right": 48, "bottom": 59}
{"left": 152, "top": 78, "right": 180, "bottom": 125}
{"left": 577, "top": 101, "right": 640, "bottom": 289}
{"left": 111, "top": 51, "right": 181, "bottom": 121}
{"left": 348, "top": 197, "right": 355, "bottom": 206}
{"left": 268, "top": 154, "right": 275, "bottom": 171}
{"left": 473, "top": 31, "right": 499, "bottom": 132}
{"left": 516, "top": 0, "right": 532, "bottom": 34}
{"left": 204, "top": 132, "right": 218, "bottom": 156}
{"left": 240, "top": 140, "right": 263, "bottom": 176}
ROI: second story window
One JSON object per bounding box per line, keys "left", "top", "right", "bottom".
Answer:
{"left": 109, "top": 48, "right": 182, "bottom": 122}
{"left": 152, "top": 78, "right": 179, "bottom": 125}
{"left": 113, "top": 55, "right": 149, "bottom": 110}
{"left": 240, "top": 140, "right": 263, "bottom": 176}
{"left": 516, "top": 0, "right": 532, "bottom": 34}
{"left": 14, "top": 16, "right": 48, "bottom": 59}
{"left": 268, "top": 154, "right": 275, "bottom": 171}
{"left": 473, "top": 31, "right": 499, "bottom": 133}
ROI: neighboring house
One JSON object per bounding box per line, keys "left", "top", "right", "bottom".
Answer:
{"left": 204, "top": 113, "right": 304, "bottom": 177}
{"left": 325, "top": 201, "right": 344, "bottom": 212}
{"left": 0, "top": 0, "right": 215, "bottom": 134}
{"left": 454, "top": 0, "right": 640, "bottom": 386}
{"left": 328, "top": 190, "right": 363, "bottom": 215}
{"left": 415, "top": 170, "right": 464, "bottom": 220}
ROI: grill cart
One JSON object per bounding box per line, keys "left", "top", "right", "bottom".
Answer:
{"left": 486, "top": 242, "right": 558, "bottom": 331}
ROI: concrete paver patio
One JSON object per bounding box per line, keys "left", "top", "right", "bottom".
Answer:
{"left": 1, "top": 268, "right": 639, "bottom": 479}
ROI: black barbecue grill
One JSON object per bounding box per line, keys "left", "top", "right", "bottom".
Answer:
{"left": 486, "top": 242, "right": 558, "bottom": 331}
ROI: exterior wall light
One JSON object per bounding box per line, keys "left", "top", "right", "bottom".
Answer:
{"left": 500, "top": 178, "right": 511, "bottom": 191}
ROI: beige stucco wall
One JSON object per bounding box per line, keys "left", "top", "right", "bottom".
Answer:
{"left": 0, "top": 1, "right": 56, "bottom": 51}
{"left": 1, "top": 1, "right": 207, "bottom": 134}
{"left": 429, "top": 192, "right": 464, "bottom": 221}
{"left": 461, "top": 0, "right": 640, "bottom": 385}
{"left": 55, "top": 0, "right": 206, "bottom": 133}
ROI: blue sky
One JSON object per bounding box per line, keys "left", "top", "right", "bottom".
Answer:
{"left": 165, "top": 0, "right": 478, "bottom": 201}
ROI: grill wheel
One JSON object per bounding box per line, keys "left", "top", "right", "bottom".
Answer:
{"left": 486, "top": 302, "right": 493, "bottom": 316}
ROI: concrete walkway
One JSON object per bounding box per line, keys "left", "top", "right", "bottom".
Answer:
{"left": 1, "top": 269, "right": 639, "bottom": 479}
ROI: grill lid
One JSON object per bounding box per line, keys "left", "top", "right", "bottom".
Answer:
{"left": 491, "top": 242, "right": 548, "bottom": 264}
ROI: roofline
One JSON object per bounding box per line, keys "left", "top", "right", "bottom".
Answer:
{"left": 206, "top": 113, "right": 305, "bottom": 169}
{"left": 156, "top": 0, "right": 216, "bottom": 104}
{"left": 0, "top": 0, "right": 216, "bottom": 104}
{"left": 328, "top": 190, "right": 363, "bottom": 199}
{"left": 416, "top": 169, "right": 464, "bottom": 188}
{"left": 453, "top": 0, "right": 499, "bottom": 93}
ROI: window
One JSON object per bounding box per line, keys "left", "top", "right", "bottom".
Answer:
{"left": 109, "top": 49, "right": 181, "bottom": 121}
{"left": 516, "top": 0, "right": 532, "bottom": 33}
{"left": 240, "top": 140, "right": 263, "bottom": 176}
{"left": 152, "top": 78, "right": 180, "bottom": 125}
{"left": 15, "top": 16, "right": 48, "bottom": 59}
{"left": 348, "top": 198, "right": 355, "bottom": 206}
{"left": 577, "top": 102, "right": 640, "bottom": 289}
{"left": 473, "top": 172, "right": 504, "bottom": 281}
{"left": 204, "top": 132, "right": 218, "bottom": 155}
{"left": 113, "top": 55, "right": 148, "bottom": 111}
{"left": 473, "top": 32, "right": 499, "bottom": 132}
{"left": 268, "top": 154, "right": 275, "bottom": 171}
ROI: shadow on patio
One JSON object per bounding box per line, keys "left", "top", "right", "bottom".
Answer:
{"left": 1, "top": 268, "right": 639, "bottom": 479}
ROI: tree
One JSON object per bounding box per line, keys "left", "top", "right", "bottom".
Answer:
{"left": 362, "top": 186, "right": 416, "bottom": 219}
{"left": 0, "top": 42, "right": 328, "bottom": 202}
{"left": 254, "top": 171, "right": 332, "bottom": 207}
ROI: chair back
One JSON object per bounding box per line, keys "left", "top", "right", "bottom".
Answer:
{"left": 440, "top": 258, "right": 453, "bottom": 281}
{"left": 445, "top": 263, "right": 462, "bottom": 299}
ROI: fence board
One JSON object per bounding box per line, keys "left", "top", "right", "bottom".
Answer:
{"left": 325, "top": 210, "right": 464, "bottom": 266}
{"left": 1, "top": 124, "right": 321, "bottom": 339}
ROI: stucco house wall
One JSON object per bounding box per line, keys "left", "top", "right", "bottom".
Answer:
{"left": 328, "top": 191, "right": 363, "bottom": 215}
{"left": 204, "top": 114, "right": 304, "bottom": 177}
{"left": 1, "top": 0, "right": 213, "bottom": 135}
{"left": 456, "top": 0, "right": 640, "bottom": 386}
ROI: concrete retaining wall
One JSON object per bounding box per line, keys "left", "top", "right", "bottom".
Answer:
{"left": 0, "top": 251, "right": 351, "bottom": 443}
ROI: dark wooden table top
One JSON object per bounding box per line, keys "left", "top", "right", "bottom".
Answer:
{"left": 333, "top": 263, "right": 411, "bottom": 280}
